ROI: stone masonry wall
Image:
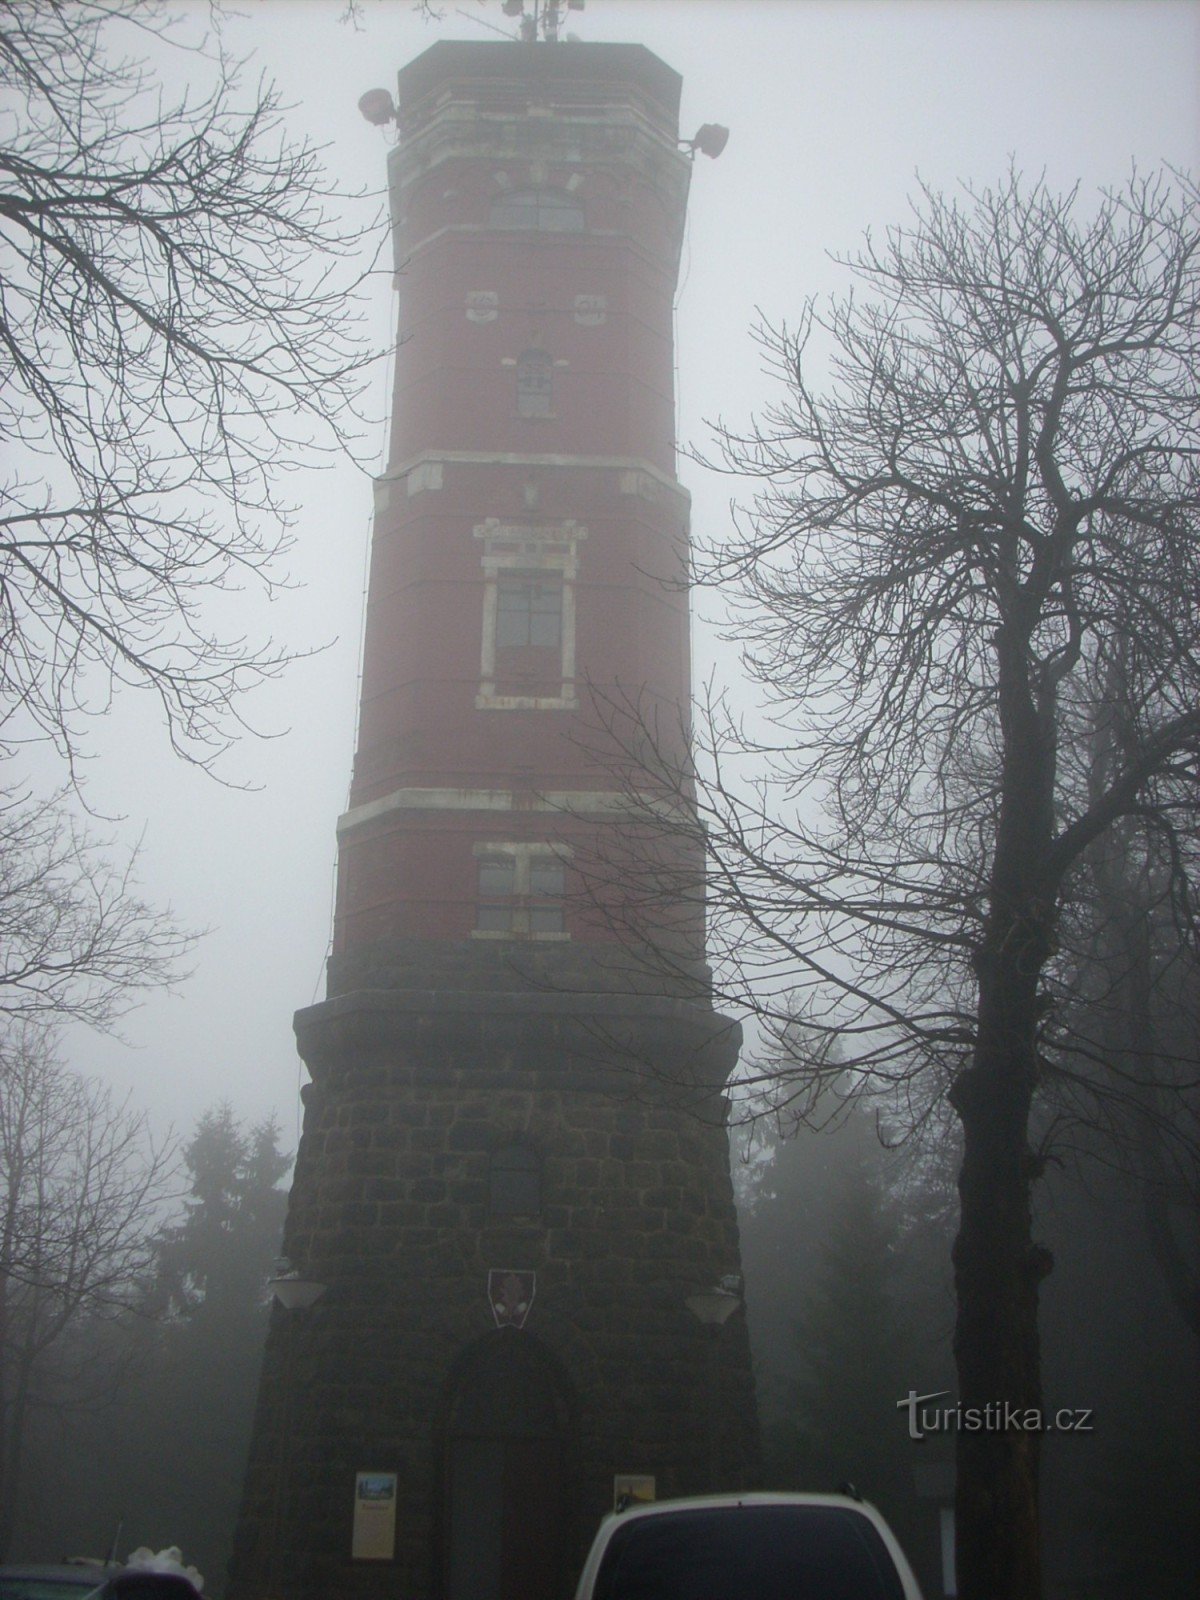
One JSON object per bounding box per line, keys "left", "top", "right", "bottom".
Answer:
{"left": 228, "top": 992, "right": 759, "bottom": 1600}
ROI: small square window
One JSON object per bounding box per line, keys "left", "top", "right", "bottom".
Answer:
{"left": 516, "top": 350, "right": 554, "bottom": 417}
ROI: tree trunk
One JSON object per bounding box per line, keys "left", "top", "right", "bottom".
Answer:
{"left": 943, "top": 590, "right": 1064, "bottom": 1597}
{"left": 0, "top": 1307, "right": 39, "bottom": 1562}
{"left": 0, "top": 1267, "right": 12, "bottom": 1562}
{"left": 951, "top": 930, "right": 1052, "bottom": 1600}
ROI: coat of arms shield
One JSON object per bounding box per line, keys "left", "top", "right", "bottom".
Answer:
{"left": 488, "top": 1268, "right": 536, "bottom": 1329}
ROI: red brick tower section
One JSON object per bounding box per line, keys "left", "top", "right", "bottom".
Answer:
{"left": 330, "top": 40, "right": 701, "bottom": 985}
{"left": 229, "top": 41, "right": 758, "bottom": 1600}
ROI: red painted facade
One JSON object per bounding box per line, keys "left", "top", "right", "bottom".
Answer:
{"left": 332, "top": 41, "right": 700, "bottom": 965}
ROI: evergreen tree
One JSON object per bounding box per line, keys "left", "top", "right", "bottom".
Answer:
{"left": 155, "top": 1106, "right": 291, "bottom": 1325}
{"left": 9, "top": 1105, "right": 290, "bottom": 1587}
{"left": 737, "top": 1100, "right": 955, "bottom": 1591}
{"left": 133, "top": 1108, "right": 290, "bottom": 1583}
{"left": 785, "top": 1145, "right": 913, "bottom": 1514}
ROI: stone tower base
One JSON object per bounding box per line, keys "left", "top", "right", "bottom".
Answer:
{"left": 228, "top": 984, "right": 759, "bottom": 1600}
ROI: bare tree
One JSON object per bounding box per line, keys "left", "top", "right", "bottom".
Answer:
{"left": 1052, "top": 668, "right": 1200, "bottom": 1342}
{"left": 0, "top": 0, "right": 377, "bottom": 774}
{"left": 0, "top": 785, "right": 190, "bottom": 1030}
{"left": 0, "top": 1025, "right": 173, "bottom": 1555}
{"left": 576, "top": 170, "right": 1199, "bottom": 1599}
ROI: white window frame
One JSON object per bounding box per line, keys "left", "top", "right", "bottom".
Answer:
{"left": 474, "top": 518, "right": 587, "bottom": 711}
{"left": 471, "top": 841, "right": 571, "bottom": 941}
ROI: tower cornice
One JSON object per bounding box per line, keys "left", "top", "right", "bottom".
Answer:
{"left": 394, "top": 40, "right": 684, "bottom": 130}
{"left": 293, "top": 984, "right": 741, "bottom": 1098}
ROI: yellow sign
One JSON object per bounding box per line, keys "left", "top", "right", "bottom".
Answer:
{"left": 613, "top": 1475, "right": 656, "bottom": 1511}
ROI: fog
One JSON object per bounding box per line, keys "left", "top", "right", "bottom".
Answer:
{"left": 41, "top": 0, "right": 1198, "bottom": 1147}
{"left": 5, "top": 3, "right": 1197, "bottom": 1590}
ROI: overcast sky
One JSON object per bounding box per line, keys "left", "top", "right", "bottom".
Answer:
{"left": 44, "top": 0, "right": 1200, "bottom": 1151}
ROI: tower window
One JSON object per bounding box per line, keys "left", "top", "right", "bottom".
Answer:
{"left": 474, "top": 516, "right": 587, "bottom": 712}
{"left": 496, "top": 576, "right": 562, "bottom": 648}
{"left": 474, "top": 845, "right": 568, "bottom": 939}
{"left": 477, "top": 855, "right": 517, "bottom": 932}
{"left": 489, "top": 1144, "right": 541, "bottom": 1217}
{"left": 489, "top": 188, "right": 583, "bottom": 233}
{"left": 516, "top": 349, "right": 553, "bottom": 417}
{"left": 529, "top": 857, "right": 565, "bottom": 934}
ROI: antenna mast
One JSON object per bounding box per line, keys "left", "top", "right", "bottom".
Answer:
{"left": 500, "top": 0, "right": 586, "bottom": 43}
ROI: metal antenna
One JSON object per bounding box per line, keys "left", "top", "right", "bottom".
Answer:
{"left": 455, "top": 6, "right": 520, "bottom": 40}
{"left": 473, "top": 1, "right": 586, "bottom": 44}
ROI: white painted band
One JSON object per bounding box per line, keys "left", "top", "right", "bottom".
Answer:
{"left": 336, "top": 786, "right": 682, "bottom": 837}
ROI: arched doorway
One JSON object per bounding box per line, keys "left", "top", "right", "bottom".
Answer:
{"left": 442, "top": 1331, "right": 576, "bottom": 1600}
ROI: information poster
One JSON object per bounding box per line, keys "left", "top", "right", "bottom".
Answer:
{"left": 613, "top": 1475, "right": 656, "bottom": 1511}
{"left": 352, "top": 1471, "right": 398, "bottom": 1560}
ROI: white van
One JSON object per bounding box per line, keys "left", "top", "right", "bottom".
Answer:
{"left": 572, "top": 1493, "right": 924, "bottom": 1600}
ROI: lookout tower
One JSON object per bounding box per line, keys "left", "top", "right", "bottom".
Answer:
{"left": 230, "top": 33, "right": 757, "bottom": 1600}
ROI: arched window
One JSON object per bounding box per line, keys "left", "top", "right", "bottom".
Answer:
{"left": 489, "top": 1144, "right": 541, "bottom": 1217}
{"left": 516, "top": 349, "right": 553, "bottom": 417}
{"left": 489, "top": 188, "right": 583, "bottom": 233}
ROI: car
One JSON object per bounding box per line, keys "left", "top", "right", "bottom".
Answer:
{"left": 572, "top": 1492, "right": 925, "bottom": 1600}
{"left": 88, "top": 1576, "right": 199, "bottom": 1600}
{"left": 0, "top": 1563, "right": 199, "bottom": 1600}
{"left": 0, "top": 1565, "right": 116, "bottom": 1600}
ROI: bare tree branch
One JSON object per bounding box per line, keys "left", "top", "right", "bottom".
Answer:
{"left": 0, "top": 0, "right": 382, "bottom": 774}
{"left": 0, "top": 784, "right": 191, "bottom": 1031}
{"left": 575, "top": 168, "right": 1198, "bottom": 1600}
{"left": 0, "top": 1025, "right": 174, "bottom": 1553}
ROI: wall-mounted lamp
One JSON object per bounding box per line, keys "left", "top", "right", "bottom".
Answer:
{"left": 681, "top": 124, "right": 730, "bottom": 161}
{"left": 269, "top": 1273, "right": 327, "bottom": 1311}
{"left": 685, "top": 1283, "right": 741, "bottom": 1326}
{"left": 358, "top": 88, "right": 397, "bottom": 127}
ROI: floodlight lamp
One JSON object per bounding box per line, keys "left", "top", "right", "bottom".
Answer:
{"left": 691, "top": 123, "right": 730, "bottom": 160}
{"left": 358, "top": 88, "right": 397, "bottom": 126}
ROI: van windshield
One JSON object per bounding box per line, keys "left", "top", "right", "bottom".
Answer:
{"left": 592, "top": 1504, "right": 907, "bottom": 1600}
